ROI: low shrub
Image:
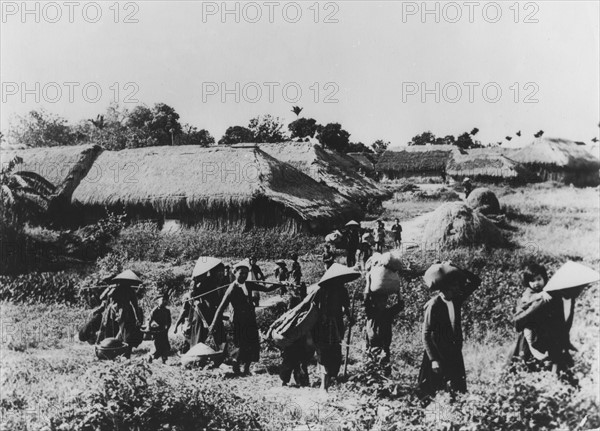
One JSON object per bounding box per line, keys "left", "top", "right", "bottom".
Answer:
{"left": 0, "top": 272, "right": 81, "bottom": 304}
{"left": 47, "top": 360, "right": 268, "bottom": 431}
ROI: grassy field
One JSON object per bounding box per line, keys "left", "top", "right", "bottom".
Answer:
{"left": 1, "top": 183, "right": 599, "bottom": 430}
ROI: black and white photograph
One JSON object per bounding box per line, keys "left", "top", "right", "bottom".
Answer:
{"left": 1, "top": 1, "right": 599, "bottom": 430}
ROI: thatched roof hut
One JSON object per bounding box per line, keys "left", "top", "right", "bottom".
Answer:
{"left": 258, "top": 142, "right": 391, "bottom": 204}
{"left": 71, "top": 145, "right": 361, "bottom": 233}
{"left": 376, "top": 145, "right": 464, "bottom": 180}
{"left": 0, "top": 144, "right": 102, "bottom": 200}
{"left": 510, "top": 138, "right": 600, "bottom": 186}
{"left": 347, "top": 152, "right": 378, "bottom": 177}
{"left": 447, "top": 149, "right": 534, "bottom": 184}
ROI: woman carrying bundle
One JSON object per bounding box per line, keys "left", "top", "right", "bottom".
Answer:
{"left": 311, "top": 263, "right": 359, "bottom": 392}
{"left": 417, "top": 262, "right": 481, "bottom": 404}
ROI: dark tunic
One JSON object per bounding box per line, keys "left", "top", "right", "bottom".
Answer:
{"left": 507, "top": 288, "right": 552, "bottom": 371}
{"left": 149, "top": 306, "right": 171, "bottom": 358}
{"left": 346, "top": 229, "right": 360, "bottom": 267}
{"left": 391, "top": 224, "right": 402, "bottom": 242}
{"left": 312, "top": 283, "right": 349, "bottom": 376}
{"left": 218, "top": 281, "right": 263, "bottom": 363}
{"left": 417, "top": 271, "right": 480, "bottom": 399}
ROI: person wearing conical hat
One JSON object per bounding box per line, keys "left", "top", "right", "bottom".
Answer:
{"left": 175, "top": 258, "right": 225, "bottom": 353}
{"left": 311, "top": 263, "right": 360, "bottom": 392}
{"left": 98, "top": 270, "right": 144, "bottom": 349}
{"left": 209, "top": 260, "right": 283, "bottom": 376}
{"left": 417, "top": 262, "right": 481, "bottom": 404}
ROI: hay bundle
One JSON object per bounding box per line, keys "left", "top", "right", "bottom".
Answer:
{"left": 466, "top": 187, "right": 500, "bottom": 215}
{"left": 424, "top": 202, "right": 506, "bottom": 249}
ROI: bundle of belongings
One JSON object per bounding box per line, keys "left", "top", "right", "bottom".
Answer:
{"left": 365, "top": 251, "right": 405, "bottom": 295}
{"left": 268, "top": 285, "right": 320, "bottom": 347}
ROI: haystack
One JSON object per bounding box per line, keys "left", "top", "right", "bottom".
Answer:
{"left": 466, "top": 188, "right": 501, "bottom": 215}
{"left": 71, "top": 145, "right": 361, "bottom": 233}
{"left": 423, "top": 202, "right": 506, "bottom": 249}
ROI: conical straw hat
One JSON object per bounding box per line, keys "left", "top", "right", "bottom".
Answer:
{"left": 544, "top": 261, "right": 600, "bottom": 292}
{"left": 318, "top": 263, "right": 361, "bottom": 286}
{"left": 112, "top": 270, "right": 141, "bottom": 285}
{"left": 345, "top": 220, "right": 359, "bottom": 227}
{"left": 192, "top": 256, "right": 223, "bottom": 278}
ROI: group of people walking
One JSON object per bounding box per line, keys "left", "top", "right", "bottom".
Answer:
{"left": 81, "top": 237, "right": 595, "bottom": 402}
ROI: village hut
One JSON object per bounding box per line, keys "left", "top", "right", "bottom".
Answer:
{"left": 71, "top": 145, "right": 362, "bottom": 233}
{"left": 510, "top": 138, "right": 600, "bottom": 186}
{"left": 258, "top": 141, "right": 391, "bottom": 204}
{"left": 447, "top": 148, "right": 534, "bottom": 184}
{"left": 347, "top": 152, "right": 379, "bottom": 178}
{"left": 423, "top": 202, "right": 506, "bottom": 249}
{"left": 0, "top": 144, "right": 103, "bottom": 222}
{"left": 375, "top": 145, "right": 464, "bottom": 181}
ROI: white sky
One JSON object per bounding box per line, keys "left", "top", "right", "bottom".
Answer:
{"left": 1, "top": 1, "right": 599, "bottom": 147}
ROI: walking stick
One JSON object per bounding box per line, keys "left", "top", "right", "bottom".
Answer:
{"left": 343, "top": 285, "right": 359, "bottom": 378}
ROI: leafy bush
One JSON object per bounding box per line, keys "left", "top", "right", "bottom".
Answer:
{"left": 111, "top": 223, "right": 324, "bottom": 262}
{"left": 48, "top": 361, "right": 267, "bottom": 430}
{"left": 0, "top": 272, "right": 81, "bottom": 304}
{"left": 447, "top": 370, "right": 600, "bottom": 430}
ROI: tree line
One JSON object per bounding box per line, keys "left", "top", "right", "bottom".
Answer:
{"left": 2, "top": 104, "right": 391, "bottom": 155}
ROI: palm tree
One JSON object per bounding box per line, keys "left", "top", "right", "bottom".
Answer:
{"left": 1, "top": 155, "right": 56, "bottom": 224}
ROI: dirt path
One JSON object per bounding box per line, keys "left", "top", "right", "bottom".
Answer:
{"left": 362, "top": 210, "right": 435, "bottom": 251}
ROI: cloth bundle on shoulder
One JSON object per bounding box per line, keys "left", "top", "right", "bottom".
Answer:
{"left": 366, "top": 251, "right": 404, "bottom": 295}
{"left": 268, "top": 285, "right": 320, "bottom": 347}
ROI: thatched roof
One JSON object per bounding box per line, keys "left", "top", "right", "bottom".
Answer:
{"left": 511, "top": 138, "right": 600, "bottom": 171}
{"left": 376, "top": 148, "right": 459, "bottom": 174}
{"left": 71, "top": 145, "right": 361, "bottom": 223}
{"left": 447, "top": 151, "right": 531, "bottom": 180}
{"left": 347, "top": 152, "right": 377, "bottom": 172}
{"left": 0, "top": 144, "right": 102, "bottom": 198}
{"left": 257, "top": 142, "right": 390, "bottom": 202}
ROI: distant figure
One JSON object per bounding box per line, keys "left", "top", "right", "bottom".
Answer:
{"left": 322, "top": 244, "right": 335, "bottom": 269}
{"left": 417, "top": 263, "right": 481, "bottom": 404}
{"left": 358, "top": 233, "right": 373, "bottom": 270}
{"left": 374, "top": 221, "right": 386, "bottom": 253}
{"left": 462, "top": 178, "right": 473, "bottom": 199}
{"left": 275, "top": 259, "right": 290, "bottom": 295}
{"left": 345, "top": 220, "right": 360, "bottom": 267}
{"left": 248, "top": 256, "right": 265, "bottom": 307}
{"left": 290, "top": 253, "right": 302, "bottom": 286}
{"left": 391, "top": 218, "right": 402, "bottom": 249}
{"left": 147, "top": 292, "right": 172, "bottom": 364}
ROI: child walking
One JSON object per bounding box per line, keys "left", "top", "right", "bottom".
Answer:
{"left": 148, "top": 292, "right": 172, "bottom": 364}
